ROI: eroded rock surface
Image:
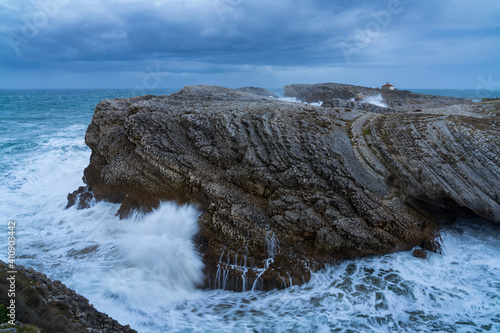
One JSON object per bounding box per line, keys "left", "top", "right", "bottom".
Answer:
{"left": 70, "top": 85, "right": 500, "bottom": 291}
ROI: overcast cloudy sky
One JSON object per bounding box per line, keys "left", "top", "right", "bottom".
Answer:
{"left": 1, "top": 0, "right": 499, "bottom": 89}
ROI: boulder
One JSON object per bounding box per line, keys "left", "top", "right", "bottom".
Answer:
{"left": 354, "top": 92, "right": 367, "bottom": 101}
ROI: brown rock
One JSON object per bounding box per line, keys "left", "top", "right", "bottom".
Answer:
{"left": 413, "top": 249, "right": 427, "bottom": 259}
{"left": 66, "top": 186, "right": 94, "bottom": 209}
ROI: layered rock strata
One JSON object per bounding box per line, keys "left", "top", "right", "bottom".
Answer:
{"left": 69, "top": 85, "right": 500, "bottom": 291}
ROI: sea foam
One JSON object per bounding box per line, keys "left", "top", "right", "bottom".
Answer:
{"left": 360, "top": 94, "right": 388, "bottom": 107}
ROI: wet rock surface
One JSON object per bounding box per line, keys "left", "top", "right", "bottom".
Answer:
{"left": 70, "top": 84, "right": 500, "bottom": 291}
{"left": 0, "top": 261, "right": 137, "bottom": 333}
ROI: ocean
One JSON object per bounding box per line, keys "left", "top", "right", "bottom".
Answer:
{"left": 1, "top": 88, "right": 499, "bottom": 332}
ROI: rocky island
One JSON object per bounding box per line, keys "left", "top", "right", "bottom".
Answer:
{"left": 68, "top": 83, "right": 500, "bottom": 292}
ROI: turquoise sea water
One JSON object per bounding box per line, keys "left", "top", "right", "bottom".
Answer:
{"left": 0, "top": 88, "right": 499, "bottom": 332}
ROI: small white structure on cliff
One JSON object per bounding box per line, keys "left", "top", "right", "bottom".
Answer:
{"left": 381, "top": 82, "right": 395, "bottom": 90}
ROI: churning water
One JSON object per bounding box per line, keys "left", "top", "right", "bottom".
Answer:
{"left": 360, "top": 94, "right": 389, "bottom": 107}
{"left": 0, "top": 89, "right": 499, "bottom": 332}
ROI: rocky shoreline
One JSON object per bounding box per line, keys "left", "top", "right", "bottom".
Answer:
{"left": 285, "top": 82, "right": 469, "bottom": 112}
{"left": 66, "top": 83, "right": 500, "bottom": 292}
{"left": 0, "top": 261, "right": 136, "bottom": 333}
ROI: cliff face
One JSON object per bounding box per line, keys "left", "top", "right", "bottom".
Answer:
{"left": 71, "top": 85, "right": 500, "bottom": 291}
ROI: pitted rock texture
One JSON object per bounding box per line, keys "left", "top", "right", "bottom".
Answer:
{"left": 71, "top": 85, "right": 500, "bottom": 291}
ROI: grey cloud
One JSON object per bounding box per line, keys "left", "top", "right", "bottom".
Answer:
{"left": 1, "top": 0, "right": 359, "bottom": 67}
{"left": 1, "top": 0, "right": 499, "bottom": 89}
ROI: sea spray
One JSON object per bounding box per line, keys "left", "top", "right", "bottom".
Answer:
{"left": 360, "top": 94, "right": 388, "bottom": 107}
{"left": 277, "top": 96, "right": 323, "bottom": 106}
{"left": 0, "top": 89, "right": 207, "bottom": 330}
{"left": 105, "top": 203, "right": 204, "bottom": 310}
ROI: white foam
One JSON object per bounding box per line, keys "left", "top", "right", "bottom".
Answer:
{"left": 277, "top": 97, "right": 323, "bottom": 106}
{"left": 105, "top": 203, "right": 204, "bottom": 307}
{"left": 309, "top": 101, "right": 323, "bottom": 107}
{"left": 277, "top": 96, "right": 301, "bottom": 103}
{"left": 360, "top": 94, "right": 388, "bottom": 107}
{"left": 0, "top": 122, "right": 205, "bottom": 331}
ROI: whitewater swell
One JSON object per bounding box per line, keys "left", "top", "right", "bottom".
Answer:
{"left": 360, "top": 94, "right": 388, "bottom": 107}
{"left": 0, "top": 103, "right": 205, "bottom": 330}
{"left": 104, "top": 203, "right": 204, "bottom": 309}
{"left": 7, "top": 144, "right": 205, "bottom": 329}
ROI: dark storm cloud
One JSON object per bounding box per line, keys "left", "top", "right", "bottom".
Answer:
{"left": 0, "top": 0, "right": 499, "bottom": 88}
{"left": 1, "top": 0, "right": 366, "bottom": 66}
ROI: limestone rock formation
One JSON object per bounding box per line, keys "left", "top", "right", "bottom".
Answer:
{"left": 69, "top": 85, "right": 500, "bottom": 291}
{"left": 236, "top": 86, "right": 279, "bottom": 98}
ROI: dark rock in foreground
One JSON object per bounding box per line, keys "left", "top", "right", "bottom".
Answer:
{"left": 70, "top": 85, "right": 500, "bottom": 291}
{"left": 0, "top": 262, "right": 136, "bottom": 333}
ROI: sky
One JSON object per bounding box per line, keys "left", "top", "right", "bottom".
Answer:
{"left": 1, "top": 0, "right": 500, "bottom": 90}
